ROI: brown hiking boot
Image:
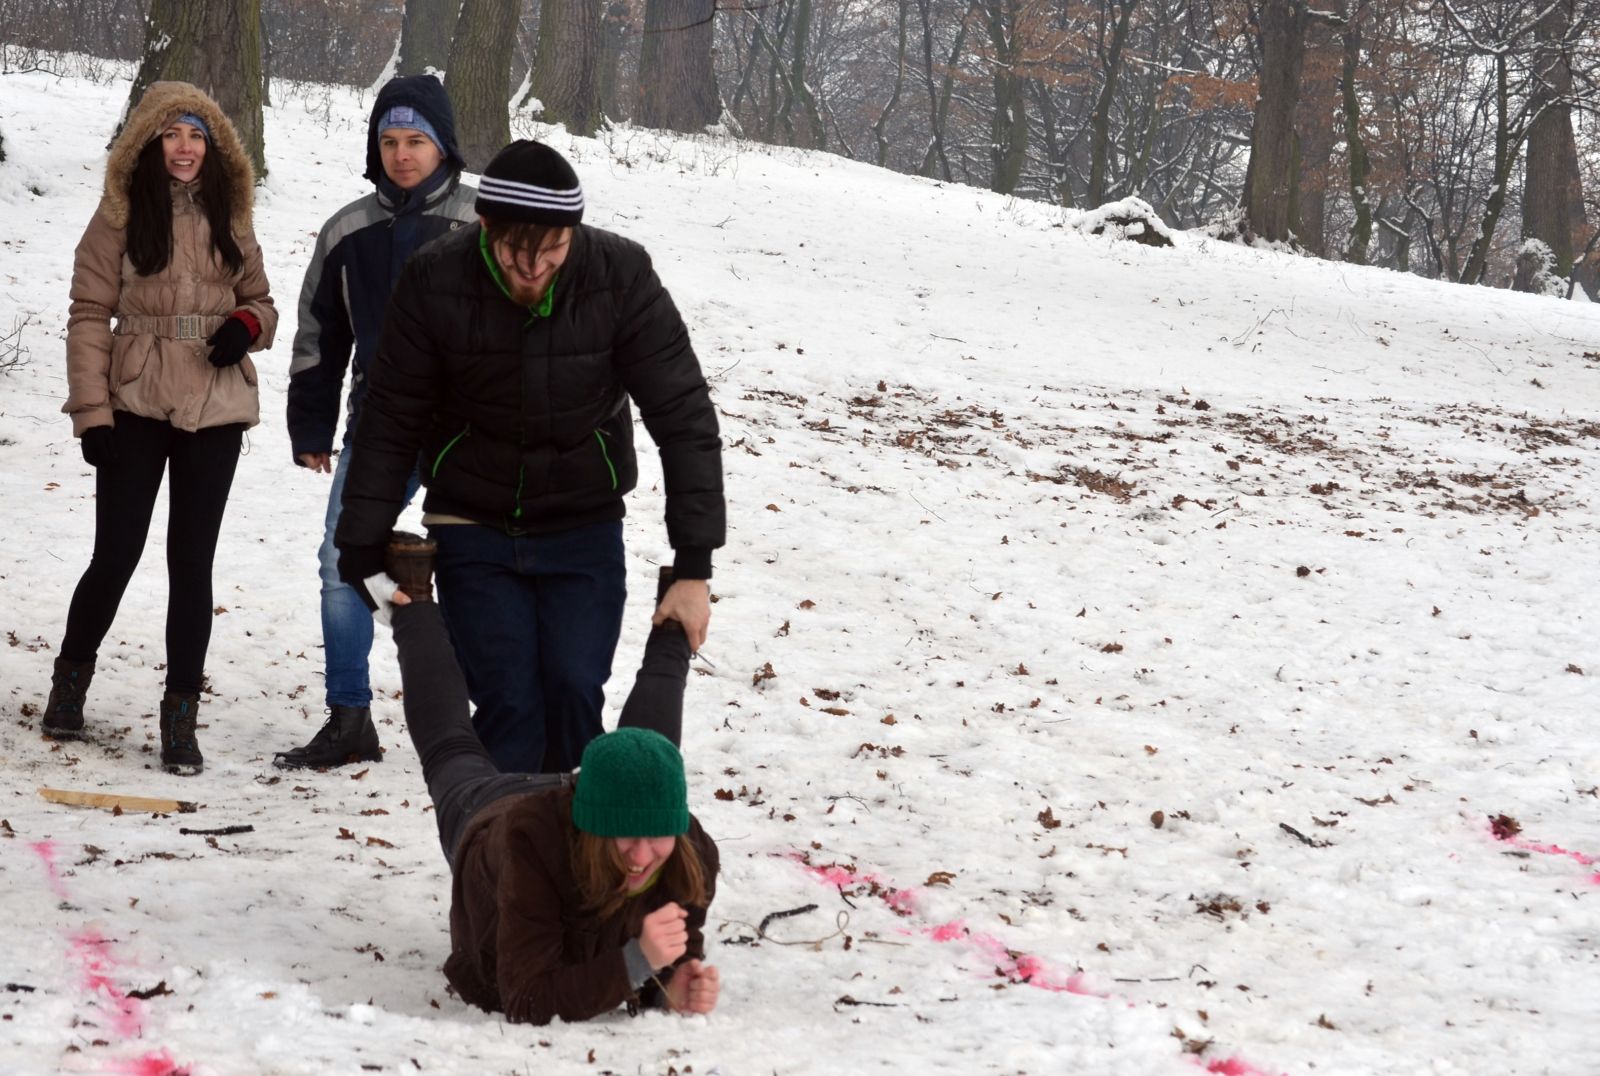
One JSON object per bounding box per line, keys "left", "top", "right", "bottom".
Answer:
{"left": 385, "top": 531, "right": 436, "bottom": 603}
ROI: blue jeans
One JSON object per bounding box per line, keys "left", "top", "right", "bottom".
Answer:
{"left": 317, "top": 441, "right": 419, "bottom": 707}
{"left": 430, "top": 520, "right": 626, "bottom": 774}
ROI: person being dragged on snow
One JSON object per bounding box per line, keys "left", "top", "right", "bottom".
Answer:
{"left": 368, "top": 534, "right": 721, "bottom": 1023}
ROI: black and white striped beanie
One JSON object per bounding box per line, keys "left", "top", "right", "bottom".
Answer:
{"left": 474, "top": 140, "right": 585, "bottom": 226}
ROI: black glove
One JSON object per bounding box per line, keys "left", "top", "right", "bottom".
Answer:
{"left": 80, "top": 425, "right": 114, "bottom": 468}
{"left": 336, "top": 544, "right": 387, "bottom": 611}
{"left": 206, "top": 316, "right": 254, "bottom": 368}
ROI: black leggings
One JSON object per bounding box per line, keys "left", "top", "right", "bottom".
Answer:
{"left": 60, "top": 412, "right": 244, "bottom": 694}
{"left": 392, "top": 601, "right": 690, "bottom": 865}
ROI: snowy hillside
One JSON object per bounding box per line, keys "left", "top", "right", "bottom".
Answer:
{"left": 2, "top": 70, "right": 1598, "bottom": 1076}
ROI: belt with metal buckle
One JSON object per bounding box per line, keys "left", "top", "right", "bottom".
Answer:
{"left": 175, "top": 315, "right": 202, "bottom": 339}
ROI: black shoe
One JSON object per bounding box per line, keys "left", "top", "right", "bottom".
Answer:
{"left": 160, "top": 692, "right": 203, "bottom": 776}
{"left": 273, "top": 705, "right": 382, "bottom": 770}
{"left": 386, "top": 531, "right": 436, "bottom": 604}
{"left": 43, "top": 656, "right": 95, "bottom": 740}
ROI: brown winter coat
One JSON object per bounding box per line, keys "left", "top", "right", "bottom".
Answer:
{"left": 63, "top": 81, "right": 276, "bottom": 436}
{"left": 445, "top": 786, "right": 719, "bottom": 1025}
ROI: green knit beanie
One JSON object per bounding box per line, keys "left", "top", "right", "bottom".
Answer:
{"left": 572, "top": 728, "right": 689, "bottom": 837}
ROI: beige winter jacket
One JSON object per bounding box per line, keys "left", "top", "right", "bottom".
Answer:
{"left": 64, "top": 81, "right": 277, "bottom": 436}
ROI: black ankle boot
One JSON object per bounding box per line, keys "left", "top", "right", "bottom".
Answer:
{"left": 43, "top": 656, "right": 96, "bottom": 740}
{"left": 273, "top": 705, "right": 382, "bottom": 770}
{"left": 160, "top": 691, "right": 203, "bottom": 776}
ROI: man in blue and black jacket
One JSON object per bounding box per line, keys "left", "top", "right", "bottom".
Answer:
{"left": 276, "top": 75, "right": 478, "bottom": 769}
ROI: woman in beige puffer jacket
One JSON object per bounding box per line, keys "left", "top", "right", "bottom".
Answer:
{"left": 44, "top": 81, "right": 278, "bottom": 776}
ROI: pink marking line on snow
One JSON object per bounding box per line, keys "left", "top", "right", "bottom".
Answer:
{"left": 1487, "top": 820, "right": 1600, "bottom": 884}
{"left": 923, "top": 918, "right": 1108, "bottom": 997}
{"left": 69, "top": 929, "right": 145, "bottom": 1040}
{"left": 791, "top": 850, "right": 1281, "bottom": 1070}
{"left": 111, "top": 1050, "right": 190, "bottom": 1076}
{"left": 31, "top": 837, "right": 190, "bottom": 1073}
{"left": 1195, "top": 1058, "right": 1279, "bottom": 1076}
{"left": 30, "top": 840, "right": 70, "bottom": 900}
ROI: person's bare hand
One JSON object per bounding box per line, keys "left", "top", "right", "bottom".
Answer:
{"left": 297, "top": 452, "right": 332, "bottom": 473}
{"left": 664, "top": 959, "right": 719, "bottom": 1014}
{"left": 639, "top": 902, "right": 689, "bottom": 968}
{"left": 653, "top": 579, "right": 710, "bottom": 652}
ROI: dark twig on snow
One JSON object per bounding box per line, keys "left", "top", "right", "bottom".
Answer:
{"left": 1279, "top": 822, "right": 1331, "bottom": 848}
{"left": 5, "top": 983, "right": 36, "bottom": 993}
{"left": 179, "top": 825, "right": 255, "bottom": 837}
{"left": 722, "top": 906, "right": 850, "bottom": 948}
{"left": 127, "top": 981, "right": 172, "bottom": 1000}
{"left": 759, "top": 903, "right": 819, "bottom": 936}
{"left": 835, "top": 994, "right": 899, "bottom": 1008}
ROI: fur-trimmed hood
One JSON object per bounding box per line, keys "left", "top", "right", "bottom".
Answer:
{"left": 101, "top": 81, "right": 254, "bottom": 231}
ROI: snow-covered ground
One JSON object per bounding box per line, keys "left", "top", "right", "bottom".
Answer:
{"left": 2, "top": 69, "right": 1598, "bottom": 1076}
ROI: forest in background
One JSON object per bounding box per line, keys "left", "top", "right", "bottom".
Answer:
{"left": 2, "top": 0, "right": 1598, "bottom": 296}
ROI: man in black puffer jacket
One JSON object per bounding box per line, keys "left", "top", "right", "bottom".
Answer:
{"left": 335, "top": 141, "right": 724, "bottom": 776}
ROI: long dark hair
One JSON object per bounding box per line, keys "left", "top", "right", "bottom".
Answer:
{"left": 126, "top": 133, "right": 244, "bottom": 278}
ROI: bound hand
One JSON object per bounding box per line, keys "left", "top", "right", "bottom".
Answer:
{"left": 663, "top": 959, "right": 719, "bottom": 1014}
{"left": 639, "top": 901, "right": 689, "bottom": 969}
{"left": 206, "top": 315, "right": 254, "bottom": 368}
{"left": 80, "top": 425, "right": 114, "bottom": 468}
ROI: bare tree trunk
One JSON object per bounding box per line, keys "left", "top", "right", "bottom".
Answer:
{"left": 776, "top": 0, "right": 825, "bottom": 148}
{"left": 979, "top": 0, "right": 1027, "bottom": 194}
{"left": 599, "top": 1, "right": 633, "bottom": 119}
{"left": 1291, "top": 15, "right": 1337, "bottom": 256}
{"left": 1461, "top": 56, "right": 1515, "bottom": 286}
{"left": 920, "top": 21, "right": 965, "bottom": 180}
{"left": 915, "top": 0, "right": 959, "bottom": 180}
{"left": 1240, "top": 0, "right": 1309, "bottom": 243}
{"left": 401, "top": 0, "right": 459, "bottom": 77}
{"left": 1520, "top": 0, "right": 1585, "bottom": 288}
{"left": 1087, "top": 0, "right": 1134, "bottom": 207}
{"left": 1341, "top": 6, "right": 1372, "bottom": 263}
{"left": 447, "top": 0, "right": 518, "bottom": 170}
{"left": 531, "top": 0, "right": 604, "bottom": 136}
{"left": 124, "top": 0, "right": 267, "bottom": 179}
{"left": 873, "top": 0, "right": 910, "bottom": 167}
{"left": 637, "top": 0, "right": 720, "bottom": 132}
{"left": 259, "top": 6, "right": 273, "bottom": 108}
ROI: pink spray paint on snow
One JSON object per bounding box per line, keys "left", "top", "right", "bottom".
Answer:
{"left": 794, "top": 852, "right": 1282, "bottom": 1074}
{"left": 31, "top": 839, "right": 70, "bottom": 901}
{"left": 794, "top": 857, "right": 1096, "bottom": 990}
{"left": 31, "top": 839, "right": 191, "bottom": 1075}
{"left": 1487, "top": 818, "right": 1600, "bottom": 884}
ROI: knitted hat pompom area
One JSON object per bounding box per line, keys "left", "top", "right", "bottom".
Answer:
{"left": 474, "top": 139, "right": 585, "bottom": 226}
{"left": 572, "top": 728, "right": 689, "bottom": 838}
